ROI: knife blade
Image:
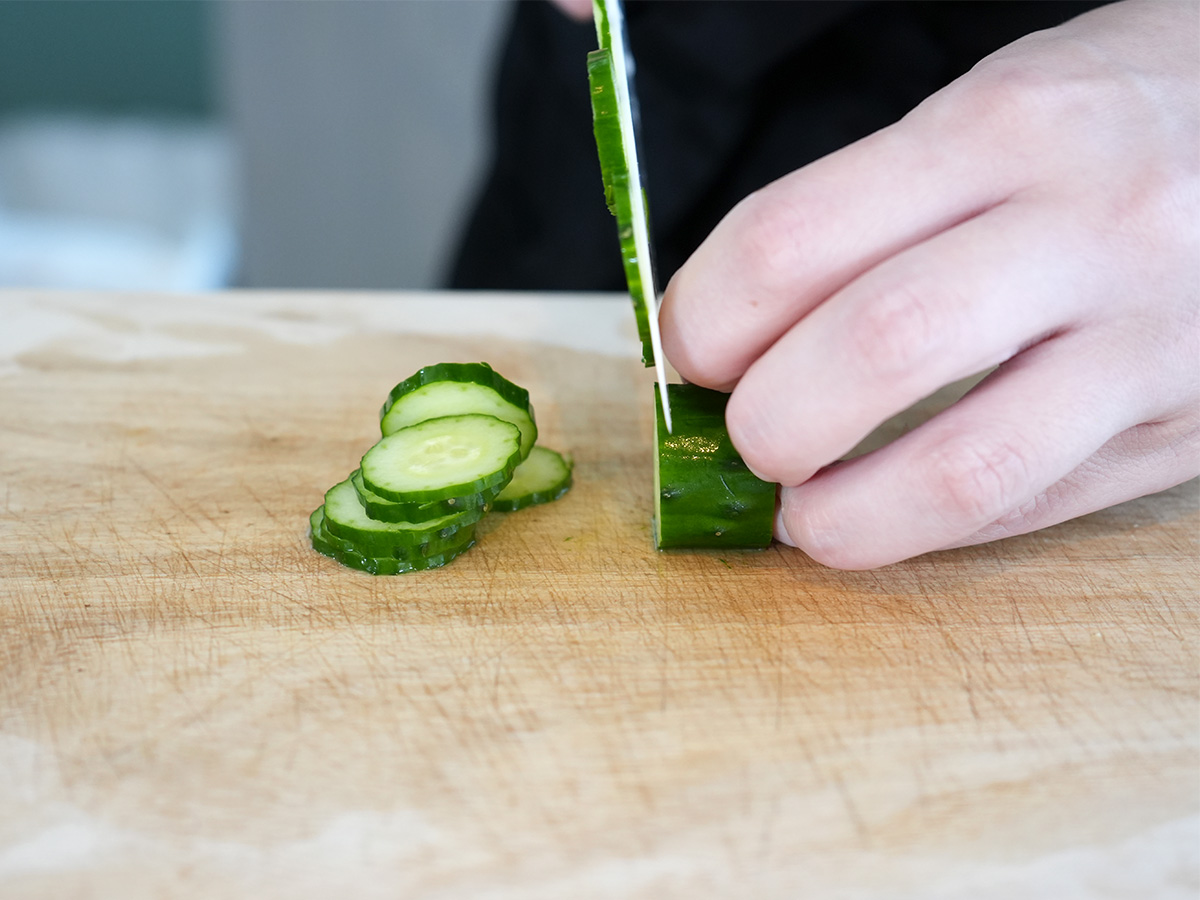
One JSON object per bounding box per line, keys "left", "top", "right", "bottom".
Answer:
{"left": 591, "top": 0, "right": 673, "bottom": 432}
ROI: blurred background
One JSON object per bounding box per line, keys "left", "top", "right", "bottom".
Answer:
{"left": 0, "top": 0, "right": 511, "bottom": 292}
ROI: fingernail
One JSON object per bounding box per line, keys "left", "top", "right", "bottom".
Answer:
{"left": 747, "top": 462, "right": 772, "bottom": 482}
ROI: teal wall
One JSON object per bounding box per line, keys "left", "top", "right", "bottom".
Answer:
{"left": 0, "top": 0, "right": 215, "bottom": 118}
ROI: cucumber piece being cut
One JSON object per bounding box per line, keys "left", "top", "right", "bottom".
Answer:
{"left": 310, "top": 506, "right": 475, "bottom": 575}
{"left": 587, "top": 47, "right": 656, "bottom": 368}
{"left": 360, "top": 413, "right": 522, "bottom": 504}
{"left": 588, "top": 0, "right": 673, "bottom": 433}
{"left": 322, "top": 477, "right": 483, "bottom": 558}
{"left": 654, "top": 384, "right": 776, "bottom": 550}
{"left": 492, "top": 446, "right": 574, "bottom": 512}
{"left": 380, "top": 362, "right": 537, "bottom": 461}
{"left": 350, "top": 468, "right": 491, "bottom": 524}
{"left": 588, "top": 5, "right": 774, "bottom": 550}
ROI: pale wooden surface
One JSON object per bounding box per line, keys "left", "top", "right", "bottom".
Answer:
{"left": 1, "top": 290, "right": 1197, "bottom": 899}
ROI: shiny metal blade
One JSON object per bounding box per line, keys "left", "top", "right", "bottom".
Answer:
{"left": 598, "top": 0, "right": 673, "bottom": 432}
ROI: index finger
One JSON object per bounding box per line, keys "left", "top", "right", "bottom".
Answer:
{"left": 659, "top": 113, "right": 1017, "bottom": 391}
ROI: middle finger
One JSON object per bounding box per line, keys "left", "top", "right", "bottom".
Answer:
{"left": 725, "top": 196, "right": 1103, "bottom": 486}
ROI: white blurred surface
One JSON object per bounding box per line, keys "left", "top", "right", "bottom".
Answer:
{"left": 215, "top": 0, "right": 511, "bottom": 290}
{"left": 0, "top": 115, "right": 236, "bottom": 291}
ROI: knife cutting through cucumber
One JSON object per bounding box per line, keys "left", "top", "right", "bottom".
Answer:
{"left": 308, "top": 0, "right": 777, "bottom": 572}
{"left": 590, "top": 0, "right": 777, "bottom": 550}
{"left": 586, "top": 0, "right": 671, "bottom": 434}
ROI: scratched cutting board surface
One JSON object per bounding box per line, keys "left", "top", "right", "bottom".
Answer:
{"left": 0, "top": 291, "right": 1197, "bottom": 899}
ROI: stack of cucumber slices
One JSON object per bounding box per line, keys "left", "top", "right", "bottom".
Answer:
{"left": 309, "top": 363, "right": 572, "bottom": 574}
{"left": 311, "top": 0, "right": 780, "bottom": 566}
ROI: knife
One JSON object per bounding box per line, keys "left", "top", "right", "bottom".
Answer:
{"left": 589, "top": 0, "right": 673, "bottom": 432}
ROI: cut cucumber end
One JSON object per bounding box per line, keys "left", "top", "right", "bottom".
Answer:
{"left": 653, "top": 384, "right": 776, "bottom": 550}
{"left": 587, "top": 45, "right": 657, "bottom": 368}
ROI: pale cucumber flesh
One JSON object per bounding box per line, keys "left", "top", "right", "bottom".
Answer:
{"left": 360, "top": 413, "right": 521, "bottom": 504}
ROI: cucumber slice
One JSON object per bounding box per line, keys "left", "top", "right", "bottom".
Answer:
{"left": 492, "top": 446, "right": 574, "bottom": 512}
{"left": 323, "top": 477, "right": 481, "bottom": 557}
{"left": 380, "top": 362, "right": 537, "bottom": 460}
{"left": 587, "top": 47, "right": 656, "bottom": 368}
{"left": 310, "top": 507, "right": 475, "bottom": 575}
{"left": 654, "top": 384, "right": 776, "bottom": 550}
{"left": 350, "top": 468, "right": 491, "bottom": 523}
{"left": 588, "top": 49, "right": 624, "bottom": 219}
{"left": 360, "top": 413, "right": 522, "bottom": 504}
{"left": 311, "top": 504, "right": 476, "bottom": 561}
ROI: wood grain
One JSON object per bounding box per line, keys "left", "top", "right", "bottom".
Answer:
{"left": 0, "top": 293, "right": 1196, "bottom": 898}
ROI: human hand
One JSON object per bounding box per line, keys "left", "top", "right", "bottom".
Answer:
{"left": 659, "top": 0, "right": 1199, "bottom": 569}
{"left": 549, "top": 0, "right": 593, "bottom": 23}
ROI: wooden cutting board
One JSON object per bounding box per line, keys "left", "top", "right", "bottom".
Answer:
{"left": 1, "top": 291, "right": 1196, "bottom": 898}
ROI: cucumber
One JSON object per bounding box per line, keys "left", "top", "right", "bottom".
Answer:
{"left": 310, "top": 363, "right": 571, "bottom": 575}
{"left": 310, "top": 506, "right": 476, "bottom": 575}
{"left": 322, "top": 477, "right": 482, "bottom": 557}
{"left": 587, "top": 49, "right": 624, "bottom": 219}
{"left": 587, "top": 47, "right": 656, "bottom": 368}
{"left": 350, "top": 468, "right": 491, "bottom": 523}
{"left": 492, "top": 446, "right": 574, "bottom": 512}
{"left": 360, "top": 413, "right": 522, "bottom": 504}
{"left": 380, "top": 362, "right": 537, "bottom": 461}
{"left": 654, "top": 384, "right": 776, "bottom": 550}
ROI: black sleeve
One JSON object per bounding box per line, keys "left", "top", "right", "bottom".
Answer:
{"left": 447, "top": 0, "right": 1105, "bottom": 292}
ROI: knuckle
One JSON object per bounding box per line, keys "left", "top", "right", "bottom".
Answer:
{"left": 916, "top": 49, "right": 1074, "bottom": 155}
{"left": 921, "top": 432, "right": 1036, "bottom": 530}
{"left": 964, "top": 59, "right": 1053, "bottom": 132}
{"left": 727, "top": 190, "right": 807, "bottom": 292}
{"left": 658, "top": 280, "right": 727, "bottom": 389}
{"left": 847, "top": 279, "right": 945, "bottom": 381}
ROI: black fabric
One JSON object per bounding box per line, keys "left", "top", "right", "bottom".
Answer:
{"left": 448, "top": 0, "right": 1105, "bottom": 291}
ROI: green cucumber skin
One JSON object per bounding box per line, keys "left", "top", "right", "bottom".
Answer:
{"left": 587, "top": 48, "right": 655, "bottom": 368}
{"left": 322, "top": 478, "right": 479, "bottom": 557}
{"left": 360, "top": 414, "right": 522, "bottom": 504}
{"left": 592, "top": 0, "right": 611, "bottom": 51}
{"left": 587, "top": 49, "right": 623, "bottom": 218}
{"left": 310, "top": 507, "right": 474, "bottom": 575}
{"left": 654, "top": 384, "right": 776, "bottom": 550}
{"left": 379, "top": 362, "right": 537, "bottom": 458}
{"left": 381, "top": 362, "right": 530, "bottom": 419}
{"left": 491, "top": 478, "right": 571, "bottom": 513}
{"left": 350, "top": 469, "right": 492, "bottom": 524}
{"left": 491, "top": 446, "right": 574, "bottom": 513}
